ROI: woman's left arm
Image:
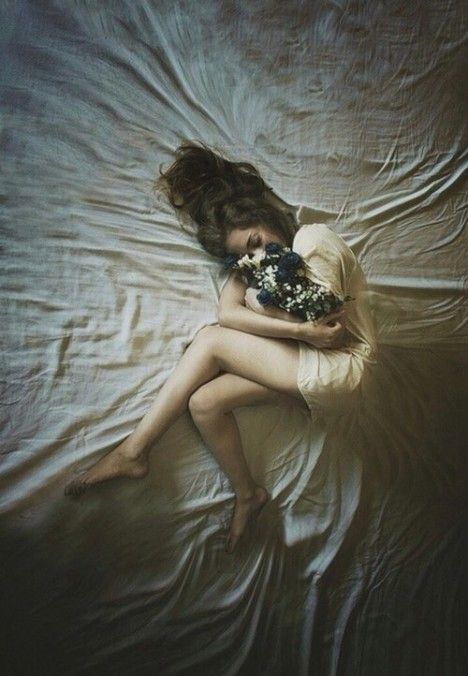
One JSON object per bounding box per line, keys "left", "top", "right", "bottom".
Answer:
{"left": 241, "top": 287, "right": 348, "bottom": 348}
{"left": 217, "top": 271, "right": 301, "bottom": 339}
{"left": 218, "top": 275, "right": 346, "bottom": 346}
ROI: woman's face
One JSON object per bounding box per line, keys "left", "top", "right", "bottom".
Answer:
{"left": 225, "top": 223, "right": 286, "bottom": 256}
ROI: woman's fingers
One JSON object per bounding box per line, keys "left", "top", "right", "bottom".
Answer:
{"left": 327, "top": 321, "right": 344, "bottom": 338}
{"left": 319, "top": 320, "right": 346, "bottom": 347}
{"left": 300, "top": 318, "right": 346, "bottom": 348}
{"left": 329, "top": 320, "right": 343, "bottom": 332}
{"left": 319, "top": 308, "right": 345, "bottom": 326}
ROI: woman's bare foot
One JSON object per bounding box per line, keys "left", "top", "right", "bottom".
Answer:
{"left": 225, "top": 486, "right": 269, "bottom": 553}
{"left": 64, "top": 441, "right": 149, "bottom": 499}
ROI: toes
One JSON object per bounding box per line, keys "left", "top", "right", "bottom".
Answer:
{"left": 225, "top": 491, "right": 269, "bottom": 553}
{"left": 225, "top": 533, "right": 239, "bottom": 554}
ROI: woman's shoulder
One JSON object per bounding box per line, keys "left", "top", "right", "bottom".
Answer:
{"left": 295, "top": 222, "right": 331, "bottom": 237}
{"left": 293, "top": 222, "right": 344, "bottom": 253}
{"left": 293, "top": 222, "right": 358, "bottom": 274}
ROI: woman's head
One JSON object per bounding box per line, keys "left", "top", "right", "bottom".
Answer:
{"left": 155, "top": 141, "right": 297, "bottom": 258}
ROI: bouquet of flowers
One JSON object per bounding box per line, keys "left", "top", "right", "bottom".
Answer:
{"left": 223, "top": 242, "right": 354, "bottom": 322}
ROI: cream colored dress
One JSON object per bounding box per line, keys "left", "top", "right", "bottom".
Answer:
{"left": 292, "top": 219, "right": 378, "bottom": 417}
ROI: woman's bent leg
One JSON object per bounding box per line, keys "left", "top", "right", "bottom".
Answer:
{"left": 188, "top": 372, "right": 300, "bottom": 552}
{"left": 65, "top": 325, "right": 303, "bottom": 497}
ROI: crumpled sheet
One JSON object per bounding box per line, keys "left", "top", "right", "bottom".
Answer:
{"left": 1, "top": 1, "right": 467, "bottom": 674}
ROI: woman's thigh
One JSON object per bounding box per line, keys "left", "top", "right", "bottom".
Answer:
{"left": 193, "top": 325, "right": 305, "bottom": 403}
{"left": 189, "top": 371, "right": 307, "bottom": 417}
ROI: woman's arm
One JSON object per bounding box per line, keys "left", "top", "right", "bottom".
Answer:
{"left": 218, "top": 270, "right": 346, "bottom": 347}
{"left": 218, "top": 271, "right": 302, "bottom": 340}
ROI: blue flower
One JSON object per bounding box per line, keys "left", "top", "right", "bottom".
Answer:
{"left": 265, "top": 242, "right": 283, "bottom": 255}
{"left": 278, "top": 251, "right": 302, "bottom": 270}
{"left": 275, "top": 267, "right": 292, "bottom": 282}
{"left": 256, "top": 288, "right": 272, "bottom": 305}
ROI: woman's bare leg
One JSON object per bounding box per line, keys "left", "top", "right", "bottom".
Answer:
{"left": 188, "top": 372, "right": 303, "bottom": 552}
{"left": 65, "top": 325, "right": 304, "bottom": 498}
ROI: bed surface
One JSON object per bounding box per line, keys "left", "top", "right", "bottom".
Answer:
{"left": 1, "top": 2, "right": 467, "bottom": 674}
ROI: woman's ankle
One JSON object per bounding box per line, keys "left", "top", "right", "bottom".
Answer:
{"left": 117, "top": 438, "right": 148, "bottom": 462}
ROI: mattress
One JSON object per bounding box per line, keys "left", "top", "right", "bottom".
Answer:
{"left": 1, "top": 2, "right": 467, "bottom": 674}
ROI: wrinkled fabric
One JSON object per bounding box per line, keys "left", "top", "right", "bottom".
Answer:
{"left": 293, "top": 221, "right": 377, "bottom": 416}
{"left": 1, "top": 1, "right": 467, "bottom": 675}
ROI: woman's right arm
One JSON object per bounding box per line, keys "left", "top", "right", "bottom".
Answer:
{"left": 218, "top": 271, "right": 301, "bottom": 340}
{"left": 218, "top": 270, "right": 346, "bottom": 347}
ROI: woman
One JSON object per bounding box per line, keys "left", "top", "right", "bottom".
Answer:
{"left": 65, "top": 142, "right": 377, "bottom": 554}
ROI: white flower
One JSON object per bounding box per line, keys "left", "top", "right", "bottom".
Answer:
{"left": 237, "top": 251, "right": 266, "bottom": 270}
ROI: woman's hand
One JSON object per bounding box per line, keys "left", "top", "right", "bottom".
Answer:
{"left": 297, "top": 309, "right": 347, "bottom": 348}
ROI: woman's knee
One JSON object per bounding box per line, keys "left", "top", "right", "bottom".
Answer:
{"left": 188, "top": 382, "right": 223, "bottom": 419}
{"left": 190, "top": 325, "right": 223, "bottom": 353}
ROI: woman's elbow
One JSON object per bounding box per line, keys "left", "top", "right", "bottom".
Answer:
{"left": 217, "top": 309, "right": 232, "bottom": 328}
{"left": 218, "top": 306, "right": 242, "bottom": 328}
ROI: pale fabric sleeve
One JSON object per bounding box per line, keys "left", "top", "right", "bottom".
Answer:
{"left": 293, "top": 223, "right": 378, "bottom": 357}
{"left": 292, "top": 223, "right": 357, "bottom": 300}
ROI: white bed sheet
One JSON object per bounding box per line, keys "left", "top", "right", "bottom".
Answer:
{"left": 1, "top": 2, "right": 467, "bottom": 674}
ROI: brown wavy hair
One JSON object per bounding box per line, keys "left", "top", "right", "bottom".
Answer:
{"left": 155, "top": 141, "right": 297, "bottom": 258}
